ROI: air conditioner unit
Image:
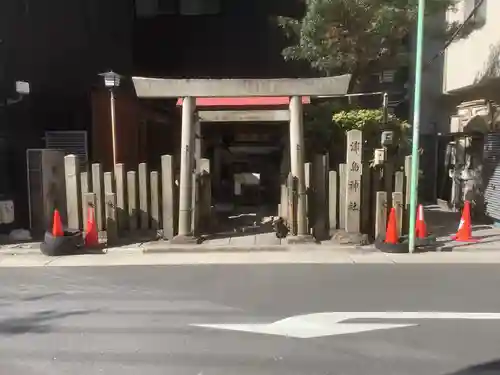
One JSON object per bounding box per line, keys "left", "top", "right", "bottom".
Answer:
{"left": 44, "top": 130, "right": 88, "bottom": 170}
{"left": 26, "top": 149, "right": 67, "bottom": 236}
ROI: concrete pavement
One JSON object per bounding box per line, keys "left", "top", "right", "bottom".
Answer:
{"left": 3, "top": 223, "right": 500, "bottom": 257}
{"left": 1, "top": 264, "right": 500, "bottom": 374}
{"left": 2, "top": 204, "right": 500, "bottom": 267}
{"left": 3, "top": 247, "right": 500, "bottom": 267}
{"left": 4, "top": 205, "right": 500, "bottom": 255}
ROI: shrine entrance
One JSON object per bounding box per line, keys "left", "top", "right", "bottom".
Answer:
{"left": 205, "top": 123, "right": 283, "bottom": 208}
{"left": 132, "top": 75, "right": 351, "bottom": 243}
{"left": 204, "top": 122, "right": 285, "bottom": 235}
{"left": 175, "top": 97, "right": 312, "bottom": 234}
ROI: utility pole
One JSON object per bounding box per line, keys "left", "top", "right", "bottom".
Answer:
{"left": 408, "top": 0, "right": 426, "bottom": 253}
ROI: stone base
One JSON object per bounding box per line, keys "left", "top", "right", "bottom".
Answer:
{"left": 169, "top": 235, "right": 201, "bottom": 245}
{"left": 286, "top": 234, "right": 316, "bottom": 245}
{"left": 329, "top": 230, "right": 370, "bottom": 246}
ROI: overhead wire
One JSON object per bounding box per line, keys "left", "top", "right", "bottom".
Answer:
{"left": 424, "top": 0, "right": 486, "bottom": 70}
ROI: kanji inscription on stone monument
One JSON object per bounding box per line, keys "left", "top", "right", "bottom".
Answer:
{"left": 345, "top": 129, "right": 363, "bottom": 233}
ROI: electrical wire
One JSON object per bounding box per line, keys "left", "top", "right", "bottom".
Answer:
{"left": 424, "top": 0, "right": 486, "bottom": 70}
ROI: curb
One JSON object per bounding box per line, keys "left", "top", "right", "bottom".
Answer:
{"left": 142, "top": 244, "right": 368, "bottom": 253}
{"left": 0, "top": 250, "right": 43, "bottom": 256}
{"left": 144, "top": 245, "right": 287, "bottom": 253}
{"left": 0, "top": 248, "right": 42, "bottom": 256}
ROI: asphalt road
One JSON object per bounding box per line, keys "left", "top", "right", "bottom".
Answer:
{"left": 1, "top": 264, "right": 500, "bottom": 374}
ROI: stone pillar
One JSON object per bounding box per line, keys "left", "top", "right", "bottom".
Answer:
{"left": 171, "top": 97, "right": 198, "bottom": 244}
{"left": 64, "top": 155, "right": 81, "bottom": 230}
{"left": 213, "top": 146, "right": 221, "bottom": 200}
{"left": 279, "top": 136, "right": 290, "bottom": 219}
{"left": 288, "top": 96, "right": 314, "bottom": 243}
{"left": 191, "top": 114, "right": 201, "bottom": 234}
{"left": 345, "top": 129, "right": 362, "bottom": 234}
{"left": 161, "top": 155, "right": 176, "bottom": 239}
{"left": 313, "top": 154, "right": 328, "bottom": 240}
{"left": 194, "top": 115, "right": 201, "bottom": 173}
{"left": 280, "top": 134, "right": 290, "bottom": 176}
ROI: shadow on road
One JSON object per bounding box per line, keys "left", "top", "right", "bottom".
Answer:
{"left": 19, "top": 292, "right": 63, "bottom": 302}
{"left": 0, "top": 309, "right": 97, "bottom": 335}
{"left": 439, "top": 237, "right": 500, "bottom": 252}
{"left": 422, "top": 205, "right": 500, "bottom": 252}
{"left": 425, "top": 205, "right": 493, "bottom": 235}
{"left": 445, "top": 359, "right": 500, "bottom": 374}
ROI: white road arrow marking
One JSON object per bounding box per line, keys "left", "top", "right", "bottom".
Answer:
{"left": 192, "top": 312, "right": 500, "bottom": 338}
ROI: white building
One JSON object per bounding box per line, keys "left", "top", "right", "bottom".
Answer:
{"left": 437, "top": 0, "right": 500, "bottom": 218}
{"left": 443, "top": 0, "right": 499, "bottom": 100}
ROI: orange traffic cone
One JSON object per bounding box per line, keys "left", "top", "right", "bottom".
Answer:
{"left": 385, "top": 207, "right": 399, "bottom": 244}
{"left": 84, "top": 206, "right": 99, "bottom": 247}
{"left": 52, "top": 209, "right": 64, "bottom": 237}
{"left": 416, "top": 204, "right": 427, "bottom": 239}
{"left": 452, "top": 200, "right": 477, "bottom": 242}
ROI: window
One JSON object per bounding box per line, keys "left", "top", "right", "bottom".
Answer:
{"left": 136, "top": 0, "right": 221, "bottom": 17}
{"left": 463, "top": 0, "right": 487, "bottom": 27}
{"left": 180, "top": 0, "right": 220, "bottom": 15}
{"left": 379, "top": 70, "right": 396, "bottom": 84}
{"left": 158, "top": 0, "right": 176, "bottom": 14}
{"left": 136, "top": 0, "right": 160, "bottom": 17}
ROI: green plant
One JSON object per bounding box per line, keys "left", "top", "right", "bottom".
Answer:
{"left": 332, "top": 108, "right": 410, "bottom": 150}
{"left": 278, "top": 0, "right": 466, "bottom": 91}
{"left": 304, "top": 105, "right": 411, "bottom": 167}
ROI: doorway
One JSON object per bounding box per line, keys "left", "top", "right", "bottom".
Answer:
{"left": 203, "top": 122, "right": 285, "bottom": 233}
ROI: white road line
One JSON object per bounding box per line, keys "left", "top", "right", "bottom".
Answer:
{"left": 192, "top": 311, "right": 500, "bottom": 338}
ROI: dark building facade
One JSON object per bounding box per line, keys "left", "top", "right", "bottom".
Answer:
{"left": 0, "top": 0, "right": 308, "bottom": 230}
{"left": 1, "top": 0, "right": 305, "bottom": 96}
{"left": 0, "top": 0, "right": 135, "bottom": 230}
{"left": 0, "top": 0, "right": 411, "bottom": 230}
{"left": 133, "top": 0, "right": 305, "bottom": 78}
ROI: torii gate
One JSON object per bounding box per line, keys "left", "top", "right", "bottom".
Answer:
{"left": 175, "top": 96, "right": 311, "bottom": 182}
{"left": 132, "top": 75, "right": 351, "bottom": 244}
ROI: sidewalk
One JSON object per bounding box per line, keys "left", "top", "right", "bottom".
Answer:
{"left": 3, "top": 248, "right": 500, "bottom": 267}
{"left": 0, "top": 238, "right": 366, "bottom": 256}
{"left": 141, "top": 205, "right": 500, "bottom": 253}
{"left": 1, "top": 204, "right": 499, "bottom": 260}
{"left": 423, "top": 204, "right": 500, "bottom": 252}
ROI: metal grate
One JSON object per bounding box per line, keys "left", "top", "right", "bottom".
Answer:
{"left": 45, "top": 131, "right": 88, "bottom": 169}
{"left": 483, "top": 132, "right": 500, "bottom": 220}
{"left": 26, "top": 149, "right": 44, "bottom": 231}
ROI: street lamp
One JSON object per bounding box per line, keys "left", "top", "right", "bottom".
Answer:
{"left": 99, "top": 71, "right": 121, "bottom": 167}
